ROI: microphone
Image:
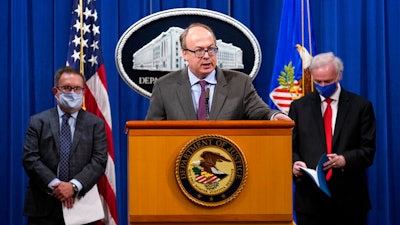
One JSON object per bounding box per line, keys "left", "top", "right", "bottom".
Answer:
{"left": 205, "top": 88, "right": 210, "bottom": 120}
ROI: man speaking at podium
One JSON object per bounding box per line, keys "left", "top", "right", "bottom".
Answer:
{"left": 145, "top": 23, "right": 291, "bottom": 121}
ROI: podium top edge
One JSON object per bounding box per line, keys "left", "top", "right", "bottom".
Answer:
{"left": 125, "top": 120, "right": 294, "bottom": 130}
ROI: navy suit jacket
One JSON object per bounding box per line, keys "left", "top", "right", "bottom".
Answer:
{"left": 146, "top": 67, "right": 279, "bottom": 120}
{"left": 22, "top": 107, "right": 108, "bottom": 217}
{"left": 289, "top": 89, "right": 376, "bottom": 215}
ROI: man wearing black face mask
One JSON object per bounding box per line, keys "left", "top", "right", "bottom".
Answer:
{"left": 22, "top": 66, "right": 107, "bottom": 225}
{"left": 289, "top": 52, "right": 376, "bottom": 225}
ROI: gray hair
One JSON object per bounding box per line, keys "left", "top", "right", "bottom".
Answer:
{"left": 309, "top": 52, "right": 344, "bottom": 76}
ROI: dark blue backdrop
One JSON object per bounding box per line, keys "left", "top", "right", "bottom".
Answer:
{"left": 1, "top": 1, "right": 399, "bottom": 225}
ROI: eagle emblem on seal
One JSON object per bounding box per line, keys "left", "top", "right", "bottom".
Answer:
{"left": 191, "top": 151, "right": 232, "bottom": 187}
{"left": 175, "top": 134, "right": 248, "bottom": 207}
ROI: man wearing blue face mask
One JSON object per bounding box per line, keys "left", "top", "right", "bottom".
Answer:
{"left": 289, "top": 52, "right": 376, "bottom": 225}
{"left": 22, "top": 66, "right": 108, "bottom": 225}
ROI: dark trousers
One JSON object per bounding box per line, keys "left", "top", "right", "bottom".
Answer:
{"left": 27, "top": 201, "right": 64, "bottom": 225}
{"left": 26, "top": 201, "right": 97, "bottom": 225}
{"left": 28, "top": 217, "right": 95, "bottom": 225}
{"left": 296, "top": 211, "right": 367, "bottom": 225}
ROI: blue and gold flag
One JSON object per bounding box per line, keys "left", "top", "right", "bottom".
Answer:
{"left": 269, "top": 0, "right": 316, "bottom": 114}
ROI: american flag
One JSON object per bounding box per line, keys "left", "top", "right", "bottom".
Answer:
{"left": 66, "top": 0, "right": 118, "bottom": 224}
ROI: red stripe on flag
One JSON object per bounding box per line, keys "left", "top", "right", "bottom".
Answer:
{"left": 96, "top": 174, "right": 118, "bottom": 223}
{"left": 66, "top": 1, "right": 118, "bottom": 224}
{"left": 273, "top": 88, "right": 290, "bottom": 93}
{"left": 278, "top": 103, "right": 291, "bottom": 108}
{"left": 272, "top": 95, "right": 293, "bottom": 100}
{"left": 205, "top": 176, "right": 220, "bottom": 183}
{"left": 195, "top": 174, "right": 220, "bottom": 184}
{"left": 85, "top": 80, "right": 118, "bottom": 225}
{"left": 84, "top": 76, "right": 115, "bottom": 161}
{"left": 96, "top": 65, "right": 109, "bottom": 91}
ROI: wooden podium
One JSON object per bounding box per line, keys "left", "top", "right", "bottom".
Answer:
{"left": 125, "top": 120, "right": 294, "bottom": 225}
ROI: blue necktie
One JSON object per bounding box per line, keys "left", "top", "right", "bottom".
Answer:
{"left": 59, "top": 113, "right": 71, "bottom": 181}
{"left": 197, "top": 80, "right": 207, "bottom": 120}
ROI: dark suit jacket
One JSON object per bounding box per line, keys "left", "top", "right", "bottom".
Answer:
{"left": 146, "top": 67, "right": 278, "bottom": 120}
{"left": 22, "top": 107, "right": 108, "bottom": 217}
{"left": 289, "top": 89, "right": 376, "bottom": 215}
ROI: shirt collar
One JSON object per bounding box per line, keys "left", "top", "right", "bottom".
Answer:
{"left": 57, "top": 105, "right": 79, "bottom": 119}
{"left": 188, "top": 68, "right": 217, "bottom": 86}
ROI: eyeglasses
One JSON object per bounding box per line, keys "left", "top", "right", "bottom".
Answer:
{"left": 185, "top": 47, "right": 218, "bottom": 58}
{"left": 57, "top": 86, "right": 84, "bottom": 93}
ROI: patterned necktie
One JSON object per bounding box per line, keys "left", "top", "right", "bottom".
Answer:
{"left": 197, "top": 80, "right": 208, "bottom": 120}
{"left": 324, "top": 98, "right": 333, "bottom": 180}
{"left": 59, "top": 113, "right": 72, "bottom": 181}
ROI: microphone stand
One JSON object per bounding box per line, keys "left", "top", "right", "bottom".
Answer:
{"left": 205, "top": 88, "right": 210, "bottom": 120}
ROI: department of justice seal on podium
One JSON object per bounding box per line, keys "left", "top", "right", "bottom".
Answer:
{"left": 175, "top": 134, "right": 248, "bottom": 207}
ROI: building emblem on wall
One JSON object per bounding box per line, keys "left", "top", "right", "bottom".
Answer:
{"left": 175, "top": 134, "right": 248, "bottom": 207}
{"left": 132, "top": 27, "right": 244, "bottom": 72}
{"left": 115, "top": 8, "right": 262, "bottom": 98}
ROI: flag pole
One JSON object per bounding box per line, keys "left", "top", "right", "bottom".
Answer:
{"left": 306, "top": 0, "right": 314, "bottom": 92}
{"left": 78, "top": 0, "right": 86, "bottom": 109}
{"left": 79, "top": 0, "right": 84, "bottom": 75}
{"left": 300, "top": 0, "right": 314, "bottom": 96}
{"left": 301, "top": 0, "right": 305, "bottom": 96}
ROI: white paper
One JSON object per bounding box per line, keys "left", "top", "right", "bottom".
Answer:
{"left": 299, "top": 154, "right": 331, "bottom": 197}
{"left": 62, "top": 184, "right": 105, "bottom": 225}
{"left": 300, "top": 167, "right": 320, "bottom": 186}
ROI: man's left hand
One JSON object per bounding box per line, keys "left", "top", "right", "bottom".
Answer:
{"left": 273, "top": 113, "right": 293, "bottom": 121}
{"left": 52, "top": 181, "right": 75, "bottom": 202}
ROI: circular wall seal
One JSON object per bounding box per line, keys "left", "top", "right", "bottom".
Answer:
{"left": 115, "top": 8, "right": 262, "bottom": 98}
{"left": 175, "top": 134, "right": 248, "bottom": 207}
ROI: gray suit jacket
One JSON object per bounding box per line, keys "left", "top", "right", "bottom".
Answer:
{"left": 22, "top": 107, "right": 108, "bottom": 217}
{"left": 146, "top": 67, "right": 278, "bottom": 120}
